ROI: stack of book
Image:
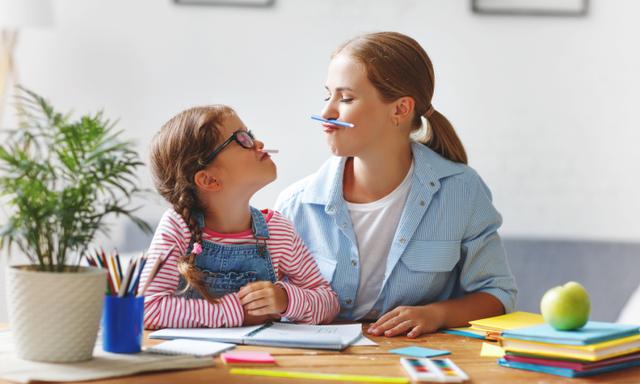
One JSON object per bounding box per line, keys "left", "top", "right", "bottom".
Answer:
{"left": 443, "top": 311, "right": 544, "bottom": 340}
{"left": 498, "top": 321, "right": 640, "bottom": 378}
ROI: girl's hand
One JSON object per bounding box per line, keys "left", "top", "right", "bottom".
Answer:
{"left": 242, "top": 311, "right": 280, "bottom": 326}
{"left": 238, "top": 281, "right": 289, "bottom": 316}
{"left": 367, "top": 305, "right": 445, "bottom": 338}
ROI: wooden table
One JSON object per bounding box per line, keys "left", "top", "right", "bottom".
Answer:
{"left": 3, "top": 325, "right": 640, "bottom": 383}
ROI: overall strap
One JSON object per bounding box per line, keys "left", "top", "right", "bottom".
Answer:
{"left": 250, "top": 207, "right": 270, "bottom": 240}
{"left": 250, "top": 207, "right": 269, "bottom": 257}
{"left": 194, "top": 210, "right": 205, "bottom": 229}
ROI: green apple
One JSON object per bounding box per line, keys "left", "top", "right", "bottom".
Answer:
{"left": 540, "top": 281, "right": 590, "bottom": 331}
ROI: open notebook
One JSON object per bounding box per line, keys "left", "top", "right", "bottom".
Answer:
{"left": 149, "top": 322, "right": 362, "bottom": 351}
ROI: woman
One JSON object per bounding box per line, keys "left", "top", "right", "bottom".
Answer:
{"left": 276, "top": 32, "right": 517, "bottom": 338}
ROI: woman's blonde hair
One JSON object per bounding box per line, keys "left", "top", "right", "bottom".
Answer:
{"left": 149, "top": 105, "right": 236, "bottom": 303}
{"left": 334, "top": 32, "right": 467, "bottom": 164}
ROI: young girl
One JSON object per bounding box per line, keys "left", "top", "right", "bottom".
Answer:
{"left": 276, "top": 32, "right": 517, "bottom": 338}
{"left": 141, "top": 105, "right": 339, "bottom": 329}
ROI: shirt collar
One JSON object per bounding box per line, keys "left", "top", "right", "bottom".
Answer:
{"left": 301, "top": 142, "right": 465, "bottom": 207}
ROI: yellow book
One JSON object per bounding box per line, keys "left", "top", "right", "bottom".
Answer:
{"left": 469, "top": 311, "right": 544, "bottom": 333}
{"left": 500, "top": 333, "right": 640, "bottom": 362}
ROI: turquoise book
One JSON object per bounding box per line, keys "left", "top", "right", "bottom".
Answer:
{"left": 498, "top": 357, "right": 640, "bottom": 378}
{"left": 501, "top": 321, "right": 640, "bottom": 346}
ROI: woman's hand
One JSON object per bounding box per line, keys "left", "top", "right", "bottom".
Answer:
{"left": 367, "top": 304, "right": 445, "bottom": 338}
{"left": 238, "top": 281, "right": 289, "bottom": 316}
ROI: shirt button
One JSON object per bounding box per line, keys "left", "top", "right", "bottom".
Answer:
{"left": 399, "top": 238, "right": 406, "bottom": 244}
{"left": 341, "top": 222, "right": 347, "bottom": 228}
{"left": 429, "top": 181, "right": 436, "bottom": 187}
{"left": 345, "top": 298, "right": 352, "bottom": 305}
{"left": 420, "top": 200, "right": 426, "bottom": 206}
{"left": 351, "top": 260, "right": 357, "bottom": 266}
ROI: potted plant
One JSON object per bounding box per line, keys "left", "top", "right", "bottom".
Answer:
{"left": 0, "top": 88, "right": 151, "bottom": 362}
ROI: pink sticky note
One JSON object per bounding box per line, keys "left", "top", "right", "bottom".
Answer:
{"left": 221, "top": 351, "right": 275, "bottom": 364}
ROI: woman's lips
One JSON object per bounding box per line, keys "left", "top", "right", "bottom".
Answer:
{"left": 322, "top": 123, "right": 340, "bottom": 133}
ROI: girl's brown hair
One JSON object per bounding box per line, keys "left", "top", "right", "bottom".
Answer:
{"left": 149, "top": 105, "right": 236, "bottom": 303}
{"left": 334, "top": 32, "right": 467, "bottom": 164}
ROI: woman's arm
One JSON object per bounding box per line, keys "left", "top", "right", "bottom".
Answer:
{"left": 368, "top": 292, "right": 503, "bottom": 337}
{"left": 370, "top": 171, "right": 517, "bottom": 338}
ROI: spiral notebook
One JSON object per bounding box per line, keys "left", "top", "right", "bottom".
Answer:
{"left": 150, "top": 322, "right": 362, "bottom": 350}
{"left": 147, "top": 339, "right": 235, "bottom": 357}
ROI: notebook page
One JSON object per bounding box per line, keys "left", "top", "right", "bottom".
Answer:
{"left": 149, "top": 325, "right": 263, "bottom": 344}
{"left": 147, "top": 339, "right": 235, "bottom": 357}
{"left": 249, "top": 323, "right": 362, "bottom": 347}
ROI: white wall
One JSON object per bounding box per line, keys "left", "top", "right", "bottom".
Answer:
{"left": 2, "top": 0, "right": 639, "bottom": 320}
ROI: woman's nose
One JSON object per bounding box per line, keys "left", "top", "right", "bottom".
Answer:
{"left": 321, "top": 100, "right": 338, "bottom": 121}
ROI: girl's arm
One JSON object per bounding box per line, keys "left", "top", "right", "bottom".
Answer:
{"left": 141, "top": 210, "right": 245, "bottom": 329}
{"left": 273, "top": 215, "right": 340, "bottom": 324}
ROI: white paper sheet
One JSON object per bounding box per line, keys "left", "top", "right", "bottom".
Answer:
{"left": 0, "top": 330, "right": 213, "bottom": 383}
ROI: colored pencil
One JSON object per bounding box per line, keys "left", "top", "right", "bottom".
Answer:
{"left": 311, "top": 114, "right": 355, "bottom": 128}
{"left": 138, "top": 245, "right": 175, "bottom": 297}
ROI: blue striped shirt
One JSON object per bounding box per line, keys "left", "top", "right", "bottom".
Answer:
{"left": 275, "top": 142, "right": 517, "bottom": 320}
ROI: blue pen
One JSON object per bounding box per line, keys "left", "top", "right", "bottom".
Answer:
{"left": 311, "top": 115, "right": 355, "bottom": 128}
{"left": 128, "top": 256, "right": 147, "bottom": 296}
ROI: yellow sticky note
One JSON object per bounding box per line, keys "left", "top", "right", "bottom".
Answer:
{"left": 480, "top": 342, "right": 505, "bottom": 358}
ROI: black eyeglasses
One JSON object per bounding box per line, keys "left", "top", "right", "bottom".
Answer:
{"left": 200, "top": 130, "right": 255, "bottom": 166}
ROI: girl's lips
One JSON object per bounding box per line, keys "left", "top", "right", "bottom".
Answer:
{"left": 260, "top": 152, "right": 271, "bottom": 161}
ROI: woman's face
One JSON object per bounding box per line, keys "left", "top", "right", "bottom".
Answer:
{"left": 320, "top": 53, "right": 397, "bottom": 157}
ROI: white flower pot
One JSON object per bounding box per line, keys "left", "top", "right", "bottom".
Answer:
{"left": 6, "top": 265, "right": 106, "bottom": 362}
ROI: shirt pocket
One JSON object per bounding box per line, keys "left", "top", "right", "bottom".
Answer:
{"left": 313, "top": 254, "right": 338, "bottom": 283}
{"left": 400, "top": 240, "right": 461, "bottom": 272}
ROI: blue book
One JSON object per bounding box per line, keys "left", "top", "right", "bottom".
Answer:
{"left": 502, "top": 321, "right": 640, "bottom": 346}
{"left": 498, "top": 357, "right": 640, "bottom": 378}
{"left": 441, "top": 329, "right": 486, "bottom": 340}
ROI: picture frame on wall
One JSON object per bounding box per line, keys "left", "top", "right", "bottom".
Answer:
{"left": 472, "top": 0, "right": 589, "bottom": 17}
{"left": 174, "top": 0, "right": 274, "bottom": 7}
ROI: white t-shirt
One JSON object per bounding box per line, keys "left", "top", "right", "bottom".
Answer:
{"left": 347, "top": 162, "right": 414, "bottom": 320}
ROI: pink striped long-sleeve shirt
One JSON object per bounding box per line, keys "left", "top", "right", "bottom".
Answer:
{"left": 141, "top": 208, "right": 340, "bottom": 329}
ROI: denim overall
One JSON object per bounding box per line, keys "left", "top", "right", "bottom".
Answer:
{"left": 176, "top": 207, "right": 277, "bottom": 299}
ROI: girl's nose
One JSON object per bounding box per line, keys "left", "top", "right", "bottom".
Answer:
{"left": 254, "top": 139, "right": 264, "bottom": 150}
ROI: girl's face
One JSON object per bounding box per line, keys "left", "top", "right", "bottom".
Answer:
{"left": 320, "top": 53, "right": 398, "bottom": 157}
{"left": 205, "top": 114, "right": 276, "bottom": 195}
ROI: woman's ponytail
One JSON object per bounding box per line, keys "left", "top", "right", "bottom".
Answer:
{"left": 421, "top": 107, "right": 467, "bottom": 164}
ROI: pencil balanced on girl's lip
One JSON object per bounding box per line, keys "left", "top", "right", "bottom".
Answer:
{"left": 139, "top": 105, "right": 339, "bottom": 330}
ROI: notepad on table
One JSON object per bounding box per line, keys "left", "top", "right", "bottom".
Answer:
{"left": 469, "top": 311, "right": 545, "bottom": 333}
{"left": 147, "top": 339, "right": 235, "bottom": 357}
{"left": 389, "top": 346, "right": 450, "bottom": 358}
{"left": 149, "top": 322, "right": 362, "bottom": 351}
{"left": 221, "top": 351, "right": 275, "bottom": 365}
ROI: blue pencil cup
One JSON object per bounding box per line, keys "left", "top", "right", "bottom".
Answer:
{"left": 102, "top": 295, "right": 144, "bottom": 353}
